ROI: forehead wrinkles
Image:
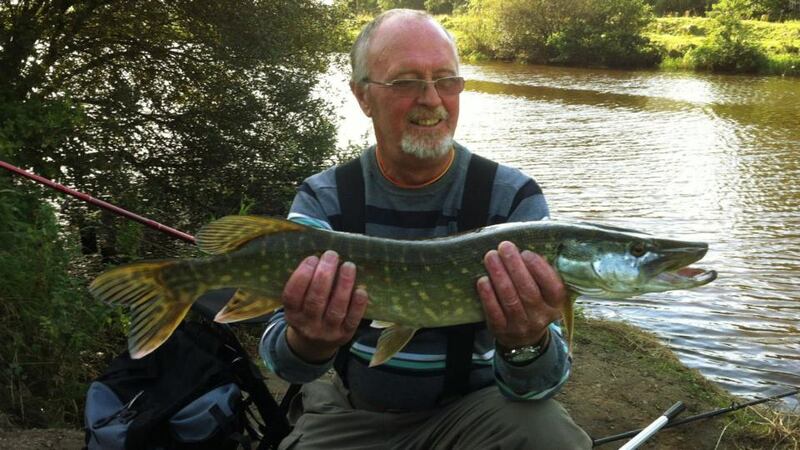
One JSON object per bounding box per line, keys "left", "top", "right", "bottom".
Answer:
{"left": 367, "top": 18, "right": 458, "bottom": 78}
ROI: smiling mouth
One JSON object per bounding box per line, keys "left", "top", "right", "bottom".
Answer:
{"left": 410, "top": 117, "right": 442, "bottom": 127}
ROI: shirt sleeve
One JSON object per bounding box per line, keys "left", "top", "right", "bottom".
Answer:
{"left": 259, "top": 311, "right": 334, "bottom": 383}
{"left": 258, "top": 182, "right": 336, "bottom": 383}
{"left": 492, "top": 324, "right": 572, "bottom": 400}
{"left": 491, "top": 171, "right": 570, "bottom": 400}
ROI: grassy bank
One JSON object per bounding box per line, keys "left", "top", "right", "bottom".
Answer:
{"left": 647, "top": 17, "right": 800, "bottom": 75}
{"left": 562, "top": 315, "right": 800, "bottom": 449}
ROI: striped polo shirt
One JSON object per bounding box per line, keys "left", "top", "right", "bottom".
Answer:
{"left": 260, "top": 143, "right": 571, "bottom": 411}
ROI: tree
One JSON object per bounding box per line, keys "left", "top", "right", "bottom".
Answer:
{"left": 1, "top": 0, "right": 348, "bottom": 258}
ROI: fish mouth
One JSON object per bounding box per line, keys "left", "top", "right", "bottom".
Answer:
{"left": 652, "top": 266, "right": 718, "bottom": 289}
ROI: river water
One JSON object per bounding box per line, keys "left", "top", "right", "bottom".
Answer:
{"left": 328, "top": 62, "right": 800, "bottom": 408}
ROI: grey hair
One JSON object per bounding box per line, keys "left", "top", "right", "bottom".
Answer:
{"left": 350, "top": 9, "right": 458, "bottom": 83}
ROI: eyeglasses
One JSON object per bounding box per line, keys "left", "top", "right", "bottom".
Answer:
{"left": 362, "top": 76, "right": 465, "bottom": 98}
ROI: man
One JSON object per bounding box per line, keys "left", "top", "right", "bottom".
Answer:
{"left": 260, "top": 9, "right": 592, "bottom": 449}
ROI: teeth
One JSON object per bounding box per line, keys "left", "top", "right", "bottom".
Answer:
{"left": 415, "top": 118, "right": 439, "bottom": 126}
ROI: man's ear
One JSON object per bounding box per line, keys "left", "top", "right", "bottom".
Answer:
{"left": 350, "top": 80, "right": 372, "bottom": 117}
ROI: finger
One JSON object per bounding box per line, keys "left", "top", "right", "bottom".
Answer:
{"left": 324, "top": 261, "right": 357, "bottom": 327}
{"left": 483, "top": 248, "right": 526, "bottom": 318}
{"left": 304, "top": 250, "right": 339, "bottom": 319}
{"left": 282, "top": 255, "right": 319, "bottom": 313}
{"left": 343, "top": 287, "right": 369, "bottom": 334}
{"left": 497, "top": 241, "right": 543, "bottom": 305}
{"left": 476, "top": 275, "right": 507, "bottom": 331}
{"left": 522, "top": 251, "right": 568, "bottom": 308}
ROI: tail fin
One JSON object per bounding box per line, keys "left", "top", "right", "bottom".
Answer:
{"left": 89, "top": 261, "right": 196, "bottom": 359}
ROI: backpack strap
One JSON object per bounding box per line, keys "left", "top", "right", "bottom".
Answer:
{"left": 441, "top": 153, "right": 497, "bottom": 401}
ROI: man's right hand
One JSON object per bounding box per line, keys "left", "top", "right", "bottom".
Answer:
{"left": 282, "top": 250, "right": 369, "bottom": 363}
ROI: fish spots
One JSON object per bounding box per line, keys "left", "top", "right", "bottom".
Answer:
{"left": 243, "top": 271, "right": 252, "bottom": 277}
{"left": 418, "top": 291, "right": 430, "bottom": 301}
{"left": 410, "top": 281, "right": 420, "bottom": 287}
{"left": 220, "top": 275, "right": 233, "bottom": 283}
{"left": 423, "top": 307, "right": 438, "bottom": 320}
{"left": 455, "top": 307, "right": 464, "bottom": 316}
{"left": 460, "top": 268, "right": 470, "bottom": 275}
{"left": 424, "top": 266, "right": 432, "bottom": 273}
{"left": 259, "top": 276, "right": 269, "bottom": 283}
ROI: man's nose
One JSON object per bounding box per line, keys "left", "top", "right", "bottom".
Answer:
{"left": 417, "top": 81, "right": 443, "bottom": 106}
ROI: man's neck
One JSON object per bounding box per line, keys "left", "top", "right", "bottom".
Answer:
{"left": 376, "top": 146, "right": 455, "bottom": 188}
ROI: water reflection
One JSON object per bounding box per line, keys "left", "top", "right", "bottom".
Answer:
{"left": 329, "top": 61, "right": 800, "bottom": 408}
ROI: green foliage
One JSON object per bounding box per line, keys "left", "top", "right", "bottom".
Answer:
{"left": 687, "top": 0, "right": 769, "bottom": 71}
{"left": 547, "top": 0, "right": 663, "bottom": 67}
{"left": 0, "top": 181, "right": 126, "bottom": 427}
{"left": 645, "top": 0, "right": 714, "bottom": 16}
{"left": 1, "top": 0, "right": 349, "bottom": 259}
{"left": 750, "top": 0, "right": 800, "bottom": 20}
{"left": 455, "top": 0, "right": 662, "bottom": 67}
{"left": 377, "top": 0, "right": 425, "bottom": 10}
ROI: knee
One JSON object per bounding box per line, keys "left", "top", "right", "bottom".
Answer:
{"left": 494, "top": 399, "right": 592, "bottom": 450}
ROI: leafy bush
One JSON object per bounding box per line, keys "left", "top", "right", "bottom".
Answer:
{"left": 0, "top": 183, "right": 126, "bottom": 427}
{"left": 456, "top": 0, "right": 662, "bottom": 67}
{"left": 687, "top": 0, "right": 769, "bottom": 71}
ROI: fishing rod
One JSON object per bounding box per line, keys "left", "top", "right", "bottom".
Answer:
{"left": 0, "top": 159, "right": 196, "bottom": 244}
{"left": 592, "top": 388, "right": 800, "bottom": 447}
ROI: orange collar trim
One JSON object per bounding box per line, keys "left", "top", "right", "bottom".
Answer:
{"left": 376, "top": 147, "right": 455, "bottom": 189}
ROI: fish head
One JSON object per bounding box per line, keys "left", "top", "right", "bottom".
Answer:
{"left": 554, "top": 225, "right": 717, "bottom": 299}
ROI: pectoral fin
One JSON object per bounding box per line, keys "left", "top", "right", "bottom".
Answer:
{"left": 370, "top": 325, "right": 418, "bottom": 367}
{"left": 214, "top": 289, "right": 282, "bottom": 323}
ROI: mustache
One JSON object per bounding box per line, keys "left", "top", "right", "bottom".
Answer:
{"left": 407, "top": 106, "right": 448, "bottom": 122}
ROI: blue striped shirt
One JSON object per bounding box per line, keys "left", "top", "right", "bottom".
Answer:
{"left": 260, "top": 143, "right": 571, "bottom": 411}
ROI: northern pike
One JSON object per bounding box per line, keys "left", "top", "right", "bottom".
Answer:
{"left": 89, "top": 215, "right": 717, "bottom": 366}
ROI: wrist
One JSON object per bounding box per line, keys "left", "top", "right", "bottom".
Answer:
{"left": 286, "top": 327, "right": 338, "bottom": 364}
{"left": 498, "top": 330, "right": 550, "bottom": 366}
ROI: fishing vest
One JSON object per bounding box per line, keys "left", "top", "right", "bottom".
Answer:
{"left": 333, "top": 152, "right": 498, "bottom": 400}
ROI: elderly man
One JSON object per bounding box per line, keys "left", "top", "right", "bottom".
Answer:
{"left": 260, "top": 9, "right": 592, "bottom": 449}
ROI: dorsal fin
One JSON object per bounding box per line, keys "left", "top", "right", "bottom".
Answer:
{"left": 196, "top": 215, "right": 307, "bottom": 254}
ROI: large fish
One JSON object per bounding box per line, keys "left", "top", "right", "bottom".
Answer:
{"left": 89, "top": 216, "right": 717, "bottom": 366}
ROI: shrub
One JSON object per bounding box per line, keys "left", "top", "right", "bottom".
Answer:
{"left": 688, "top": 0, "right": 769, "bottom": 72}
{"left": 456, "top": 0, "right": 662, "bottom": 67}
{"left": 0, "top": 184, "right": 126, "bottom": 427}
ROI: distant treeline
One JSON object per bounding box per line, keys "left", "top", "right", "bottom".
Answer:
{"left": 347, "top": 0, "right": 800, "bottom": 20}
{"left": 344, "top": 0, "right": 800, "bottom": 75}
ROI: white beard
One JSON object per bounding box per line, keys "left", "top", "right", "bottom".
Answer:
{"left": 401, "top": 132, "right": 454, "bottom": 159}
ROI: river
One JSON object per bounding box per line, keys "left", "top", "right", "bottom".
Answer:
{"left": 327, "top": 61, "right": 800, "bottom": 408}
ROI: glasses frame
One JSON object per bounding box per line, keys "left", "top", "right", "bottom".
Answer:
{"left": 361, "top": 76, "right": 465, "bottom": 97}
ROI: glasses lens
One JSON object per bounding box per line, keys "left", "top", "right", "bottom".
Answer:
{"left": 435, "top": 77, "right": 464, "bottom": 95}
{"left": 390, "top": 79, "right": 426, "bottom": 97}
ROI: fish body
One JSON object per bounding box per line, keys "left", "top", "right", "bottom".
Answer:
{"left": 90, "top": 216, "right": 717, "bottom": 365}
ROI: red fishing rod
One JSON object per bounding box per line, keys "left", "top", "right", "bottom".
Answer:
{"left": 0, "top": 160, "right": 196, "bottom": 244}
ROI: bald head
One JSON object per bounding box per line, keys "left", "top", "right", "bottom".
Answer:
{"left": 350, "top": 9, "right": 458, "bottom": 83}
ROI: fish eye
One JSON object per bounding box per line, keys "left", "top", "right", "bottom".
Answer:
{"left": 630, "top": 242, "right": 646, "bottom": 257}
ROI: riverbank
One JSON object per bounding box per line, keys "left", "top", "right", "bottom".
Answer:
{"left": 2, "top": 315, "right": 796, "bottom": 449}
{"left": 436, "top": 12, "right": 800, "bottom": 76}
{"left": 646, "top": 17, "right": 800, "bottom": 75}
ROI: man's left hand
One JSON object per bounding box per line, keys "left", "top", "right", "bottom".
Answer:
{"left": 476, "top": 241, "right": 568, "bottom": 350}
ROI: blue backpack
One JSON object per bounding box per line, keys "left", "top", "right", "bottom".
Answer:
{"left": 84, "top": 320, "right": 290, "bottom": 450}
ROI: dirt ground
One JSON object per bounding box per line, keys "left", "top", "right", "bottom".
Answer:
{"left": 0, "top": 317, "right": 785, "bottom": 449}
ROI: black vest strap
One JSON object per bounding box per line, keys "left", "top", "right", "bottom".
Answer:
{"left": 442, "top": 153, "right": 497, "bottom": 400}
{"left": 334, "top": 157, "right": 365, "bottom": 234}
{"left": 331, "top": 151, "right": 498, "bottom": 399}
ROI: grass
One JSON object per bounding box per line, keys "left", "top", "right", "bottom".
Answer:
{"left": 647, "top": 17, "right": 800, "bottom": 75}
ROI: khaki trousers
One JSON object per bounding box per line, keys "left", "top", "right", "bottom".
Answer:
{"left": 279, "top": 378, "right": 592, "bottom": 450}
